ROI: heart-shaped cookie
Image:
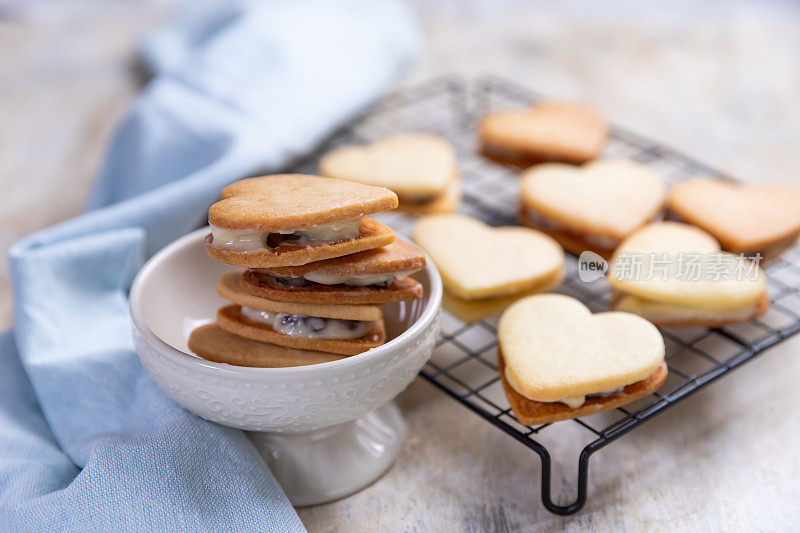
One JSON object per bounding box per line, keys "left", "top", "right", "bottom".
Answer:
{"left": 413, "top": 214, "right": 564, "bottom": 300}
{"left": 609, "top": 221, "right": 767, "bottom": 312}
{"left": 319, "top": 133, "right": 457, "bottom": 198}
{"left": 668, "top": 178, "right": 800, "bottom": 258}
{"left": 205, "top": 174, "right": 398, "bottom": 268}
{"left": 499, "top": 294, "right": 665, "bottom": 403}
{"left": 520, "top": 159, "right": 666, "bottom": 252}
{"left": 479, "top": 101, "right": 608, "bottom": 165}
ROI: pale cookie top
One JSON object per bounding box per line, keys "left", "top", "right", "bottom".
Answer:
{"left": 520, "top": 159, "right": 666, "bottom": 239}
{"left": 413, "top": 214, "right": 564, "bottom": 300}
{"left": 668, "top": 178, "right": 800, "bottom": 251}
{"left": 319, "top": 133, "right": 457, "bottom": 197}
{"left": 499, "top": 294, "right": 664, "bottom": 402}
{"left": 217, "top": 271, "right": 381, "bottom": 321}
{"left": 256, "top": 240, "right": 426, "bottom": 278}
{"left": 210, "top": 174, "right": 398, "bottom": 231}
{"left": 608, "top": 221, "right": 766, "bottom": 311}
{"left": 480, "top": 101, "right": 607, "bottom": 160}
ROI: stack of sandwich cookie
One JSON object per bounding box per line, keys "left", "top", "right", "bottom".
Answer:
{"left": 190, "top": 174, "right": 427, "bottom": 366}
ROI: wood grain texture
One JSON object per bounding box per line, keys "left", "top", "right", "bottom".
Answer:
{"left": 3, "top": 1, "right": 800, "bottom": 531}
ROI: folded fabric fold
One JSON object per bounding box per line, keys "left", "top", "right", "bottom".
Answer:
{"left": 1, "top": 0, "right": 418, "bottom": 530}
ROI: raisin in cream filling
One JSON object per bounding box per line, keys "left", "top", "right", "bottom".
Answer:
{"left": 524, "top": 208, "right": 621, "bottom": 250}
{"left": 240, "top": 306, "right": 374, "bottom": 339}
{"left": 505, "top": 368, "right": 624, "bottom": 408}
{"left": 303, "top": 269, "right": 415, "bottom": 287}
{"left": 262, "top": 270, "right": 415, "bottom": 289}
{"left": 211, "top": 217, "right": 362, "bottom": 251}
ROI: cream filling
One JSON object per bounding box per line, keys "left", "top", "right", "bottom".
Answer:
{"left": 240, "top": 306, "right": 374, "bottom": 339}
{"left": 525, "top": 208, "right": 621, "bottom": 250}
{"left": 210, "top": 217, "right": 363, "bottom": 251}
{"left": 302, "top": 269, "right": 415, "bottom": 287}
{"left": 614, "top": 294, "right": 759, "bottom": 322}
{"left": 505, "top": 367, "right": 624, "bottom": 408}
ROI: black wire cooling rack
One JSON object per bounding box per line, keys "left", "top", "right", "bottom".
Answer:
{"left": 289, "top": 76, "right": 800, "bottom": 515}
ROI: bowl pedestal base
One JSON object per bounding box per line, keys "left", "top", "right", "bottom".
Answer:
{"left": 248, "top": 401, "right": 406, "bottom": 507}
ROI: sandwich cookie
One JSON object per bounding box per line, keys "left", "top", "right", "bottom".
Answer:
{"left": 519, "top": 159, "right": 666, "bottom": 258}
{"left": 413, "top": 214, "right": 564, "bottom": 320}
{"left": 667, "top": 178, "right": 800, "bottom": 261}
{"left": 243, "top": 239, "right": 426, "bottom": 304}
{"left": 188, "top": 323, "right": 346, "bottom": 367}
{"left": 608, "top": 221, "right": 769, "bottom": 327}
{"left": 206, "top": 174, "right": 398, "bottom": 268}
{"left": 319, "top": 133, "right": 461, "bottom": 214}
{"left": 498, "top": 294, "right": 667, "bottom": 425}
{"left": 479, "top": 101, "right": 608, "bottom": 167}
{"left": 216, "top": 271, "right": 385, "bottom": 355}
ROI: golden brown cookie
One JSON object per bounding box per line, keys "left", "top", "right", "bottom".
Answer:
{"left": 256, "top": 239, "right": 425, "bottom": 278}
{"left": 479, "top": 101, "right": 608, "bottom": 166}
{"left": 205, "top": 217, "right": 396, "bottom": 268}
{"left": 667, "top": 178, "right": 800, "bottom": 260}
{"left": 499, "top": 352, "right": 668, "bottom": 425}
{"left": 217, "top": 305, "right": 385, "bottom": 355}
{"left": 217, "top": 271, "right": 382, "bottom": 321}
{"left": 244, "top": 239, "right": 425, "bottom": 304}
{"left": 188, "top": 323, "right": 346, "bottom": 367}
{"left": 212, "top": 174, "right": 398, "bottom": 231}
{"left": 242, "top": 272, "right": 423, "bottom": 305}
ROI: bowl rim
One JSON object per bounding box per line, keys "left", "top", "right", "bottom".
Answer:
{"left": 129, "top": 226, "right": 443, "bottom": 376}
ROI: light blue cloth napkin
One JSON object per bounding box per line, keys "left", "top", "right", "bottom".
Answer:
{"left": 1, "top": 1, "right": 418, "bottom": 530}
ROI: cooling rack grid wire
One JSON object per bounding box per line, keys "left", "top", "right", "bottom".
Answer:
{"left": 288, "top": 76, "right": 800, "bottom": 515}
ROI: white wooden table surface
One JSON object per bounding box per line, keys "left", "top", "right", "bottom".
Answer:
{"left": 2, "top": 1, "right": 799, "bottom": 531}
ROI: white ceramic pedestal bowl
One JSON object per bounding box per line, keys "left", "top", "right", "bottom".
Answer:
{"left": 129, "top": 227, "right": 442, "bottom": 506}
